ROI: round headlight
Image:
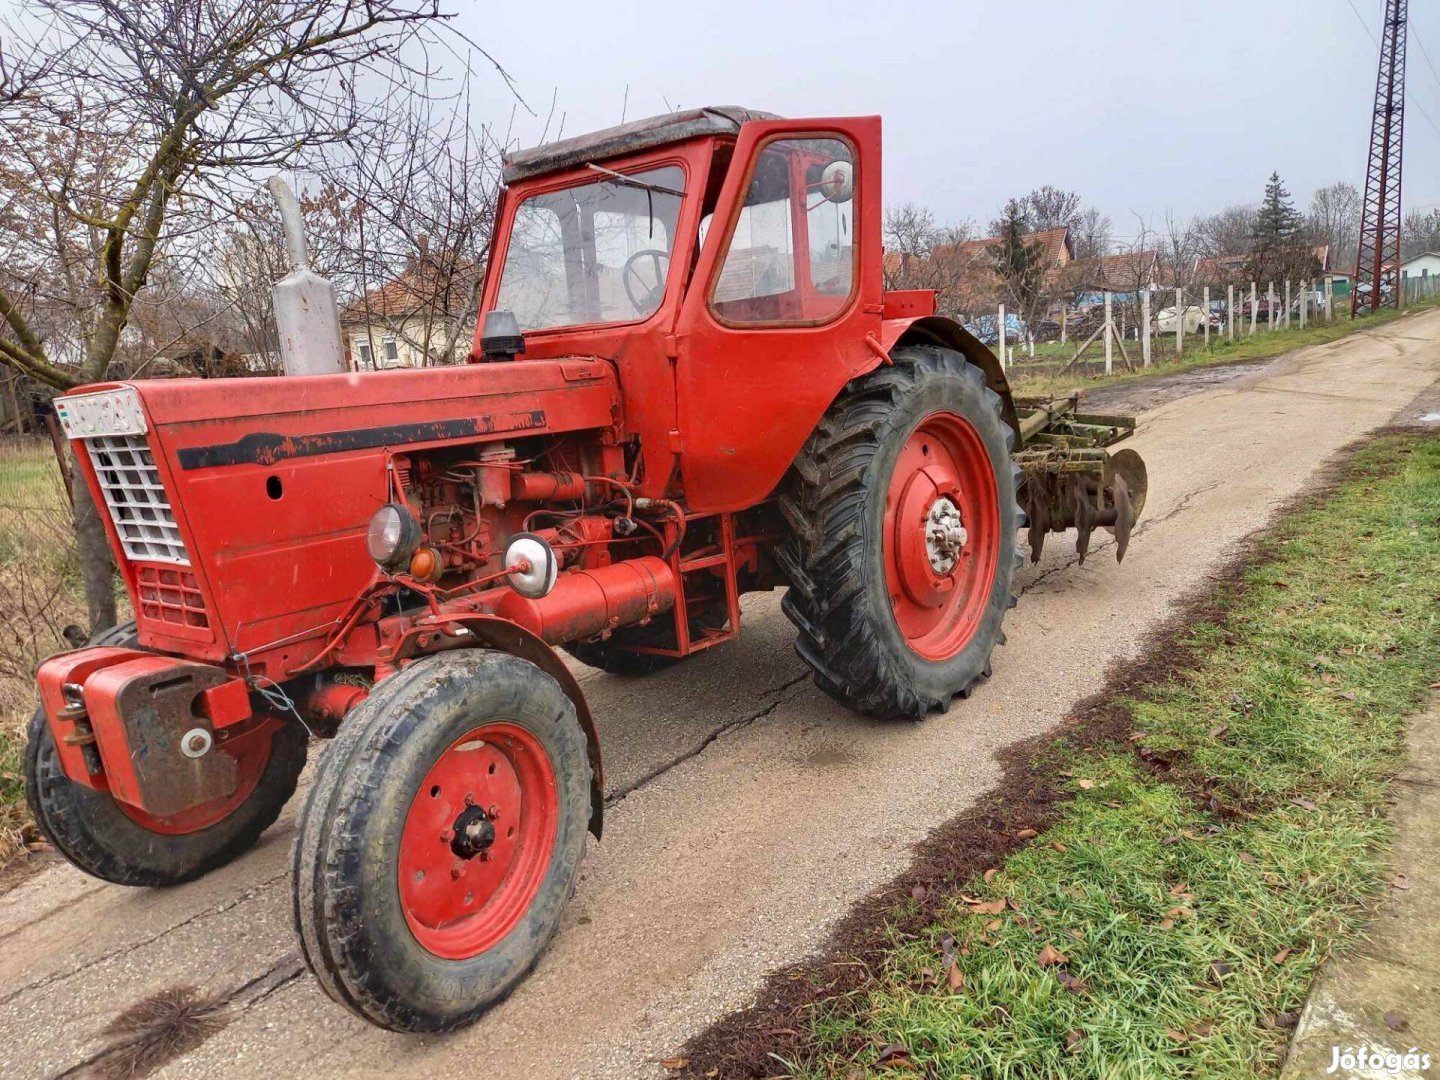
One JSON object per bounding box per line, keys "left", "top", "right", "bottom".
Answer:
{"left": 366, "top": 503, "right": 422, "bottom": 572}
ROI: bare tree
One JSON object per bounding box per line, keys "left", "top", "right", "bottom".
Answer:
{"left": 0, "top": 0, "right": 488, "bottom": 633}
{"left": 1158, "top": 211, "right": 1202, "bottom": 290}
{"left": 1401, "top": 207, "right": 1440, "bottom": 262}
{"left": 1070, "top": 206, "right": 1112, "bottom": 261}
{"left": 1309, "top": 181, "right": 1360, "bottom": 270}
{"left": 1012, "top": 185, "right": 1112, "bottom": 259}
{"left": 323, "top": 89, "right": 501, "bottom": 368}
{"left": 881, "top": 202, "right": 975, "bottom": 316}
{"left": 1019, "top": 185, "right": 1083, "bottom": 233}
{"left": 990, "top": 198, "right": 1049, "bottom": 335}
{"left": 1192, "top": 204, "right": 1258, "bottom": 260}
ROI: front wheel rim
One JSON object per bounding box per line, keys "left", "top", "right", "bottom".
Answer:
{"left": 114, "top": 721, "right": 275, "bottom": 835}
{"left": 399, "top": 722, "right": 558, "bottom": 960}
{"left": 883, "top": 410, "right": 1001, "bottom": 662}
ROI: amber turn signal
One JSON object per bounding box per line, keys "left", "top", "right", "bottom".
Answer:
{"left": 408, "top": 545, "right": 443, "bottom": 582}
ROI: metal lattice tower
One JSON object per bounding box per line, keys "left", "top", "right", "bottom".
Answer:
{"left": 1353, "top": 0, "right": 1408, "bottom": 316}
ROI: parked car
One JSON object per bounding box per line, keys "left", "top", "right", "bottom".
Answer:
{"left": 1154, "top": 305, "right": 1216, "bottom": 334}
{"left": 963, "top": 312, "right": 1025, "bottom": 347}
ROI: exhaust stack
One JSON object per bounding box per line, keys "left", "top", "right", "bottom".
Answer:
{"left": 268, "top": 175, "right": 346, "bottom": 376}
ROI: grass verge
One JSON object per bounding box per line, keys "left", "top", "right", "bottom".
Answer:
{"left": 680, "top": 429, "right": 1440, "bottom": 1079}
{"left": 0, "top": 438, "right": 83, "bottom": 868}
{"left": 1009, "top": 300, "right": 1440, "bottom": 398}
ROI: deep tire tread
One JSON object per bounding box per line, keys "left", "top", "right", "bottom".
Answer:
{"left": 779, "top": 346, "right": 1024, "bottom": 719}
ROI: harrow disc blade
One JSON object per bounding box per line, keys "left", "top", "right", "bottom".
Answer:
{"left": 1104, "top": 449, "right": 1148, "bottom": 527}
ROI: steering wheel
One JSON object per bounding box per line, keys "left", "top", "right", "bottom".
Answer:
{"left": 622, "top": 249, "right": 670, "bottom": 314}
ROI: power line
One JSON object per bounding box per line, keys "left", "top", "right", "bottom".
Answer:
{"left": 1416, "top": 28, "right": 1440, "bottom": 88}
{"left": 1405, "top": 18, "right": 1440, "bottom": 135}
{"left": 1344, "top": 0, "right": 1440, "bottom": 139}
{"left": 1344, "top": 0, "right": 1379, "bottom": 45}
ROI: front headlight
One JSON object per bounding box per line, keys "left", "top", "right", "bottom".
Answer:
{"left": 366, "top": 503, "right": 422, "bottom": 572}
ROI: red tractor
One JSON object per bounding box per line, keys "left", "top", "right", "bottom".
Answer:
{"left": 28, "top": 108, "right": 1144, "bottom": 1032}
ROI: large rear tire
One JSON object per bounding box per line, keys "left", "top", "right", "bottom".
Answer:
{"left": 779, "top": 346, "right": 1023, "bottom": 719}
{"left": 24, "top": 622, "right": 308, "bottom": 886}
{"left": 292, "top": 650, "right": 591, "bottom": 1032}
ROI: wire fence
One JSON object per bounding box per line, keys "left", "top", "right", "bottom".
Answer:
{"left": 0, "top": 434, "right": 84, "bottom": 750}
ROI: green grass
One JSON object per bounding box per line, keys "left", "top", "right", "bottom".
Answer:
{"left": 786, "top": 433, "right": 1440, "bottom": 1079}
{"left": 0, "top": 441, "right": 80, "bottom": 863}
{"left": 1008, "top": 299, "right": 1440, "bottom": 399}
{"left": 0, "top": 448, "right": 61, "bottom": 506}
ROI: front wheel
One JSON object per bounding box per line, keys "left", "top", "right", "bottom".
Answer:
{"left": 27, "top": 708, "right": 307, "bottom": 887}
{"left": 292, "top": 650, "right": 591, "bottom": 1032}
{"left": 24, "top": 621, "right": 307, "bottom": 887}
{"left": 779, "top": 346, "right": 1023, "bottom": 719}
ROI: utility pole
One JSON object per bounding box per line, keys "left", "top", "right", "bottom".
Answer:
{"left": 1353, "top": 0, "right": 1408, "bottom": 316}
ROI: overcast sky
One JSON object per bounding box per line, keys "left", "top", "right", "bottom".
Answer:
{"left": 457, "top": 0, "right": 1440, "bottom": 241}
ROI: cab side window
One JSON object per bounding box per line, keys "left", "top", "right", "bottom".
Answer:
{"left": 708, "top": 136, "right": 856, "bottom": 325}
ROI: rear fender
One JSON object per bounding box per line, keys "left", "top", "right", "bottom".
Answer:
{"left": 393, "top": 616, "right": 605, "bottom": 839}
{"left": 878, "top": 315, "right": 1021, "bottom": 436}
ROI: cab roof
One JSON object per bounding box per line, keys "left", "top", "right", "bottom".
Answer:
{"left": 501, "top": 106, "right": 779, "bottom": 185}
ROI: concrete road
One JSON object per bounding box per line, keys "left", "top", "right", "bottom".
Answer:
{"left": 3, "top": 312, "right": 1439, "bottom": 1079}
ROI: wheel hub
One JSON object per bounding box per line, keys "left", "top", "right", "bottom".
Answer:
{"left": 450, "top": 805, "right": 496, "bottom": 859}
{"left": 924, "top": 497, "right": 967, "bottom": 574}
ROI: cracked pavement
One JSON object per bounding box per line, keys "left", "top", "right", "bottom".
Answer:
{"left": 3, "top": 311, "right": 1440, "bottom": 1079}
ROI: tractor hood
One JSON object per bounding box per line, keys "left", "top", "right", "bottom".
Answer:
{"left": 60, "top": 359, "right": 620, "bottom": 664}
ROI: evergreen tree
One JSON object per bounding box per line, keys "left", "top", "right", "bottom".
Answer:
{"left": 1247, "top": 172, "right": 1318, "bottom": 285}
{"left": 990, "top": 198, "right": 1046, "bottom": 331}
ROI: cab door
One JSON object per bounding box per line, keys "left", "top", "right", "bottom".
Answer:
{"left": 671, "top": 116, "right": 883, "bottom": 512}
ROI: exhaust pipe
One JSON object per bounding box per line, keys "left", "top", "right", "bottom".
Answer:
{"left": 268, "top": 175, "right": 346, "bottom": 376}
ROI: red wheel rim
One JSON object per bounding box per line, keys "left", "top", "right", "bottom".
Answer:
{"left": 398, "top": 722, "right": 558, "bottom": 960}
{"left": 116, "top": 721, "right": 274, "bottom": 835}
{"left": 883, "top": 410, "right": 1001, "bottom": 662}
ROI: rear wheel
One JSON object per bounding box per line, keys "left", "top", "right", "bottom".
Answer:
{"left": 779, "top": 346, "right": 1023, "bottom": 719}
{"left": 25, "top": 621, "right": 308, "bottom": 886}
{"left": 292, "top": 650, "right": 591, "bottom": 1032}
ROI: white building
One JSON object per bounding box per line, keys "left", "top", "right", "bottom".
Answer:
{"left": 341, "top": 242, "right": 479, "bottom": 371}
{"left": 1398, "top": 252, "right": 1440, "bottom": 282}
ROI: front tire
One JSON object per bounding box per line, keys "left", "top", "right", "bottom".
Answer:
{"left": 779, "top": 346, "right": 1023, "bottom": 719}
{"left": 24, "top": 623, "right": 308, "bottom": 886}
{"left": 292, "top": 650, "right": 591, "bottom": 1032}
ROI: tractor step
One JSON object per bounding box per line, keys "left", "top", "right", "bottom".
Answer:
{"left": 624, "top": 511, "right": 743, "bottom": 658}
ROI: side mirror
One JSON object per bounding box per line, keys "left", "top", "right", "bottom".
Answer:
{"left": 818, "top": 160, "right": 854, "bottom": 204}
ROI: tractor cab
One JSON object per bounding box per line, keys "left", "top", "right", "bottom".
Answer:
{"left": 481, "top": 108, "right": 891, "bottom": 511}
{"left": 489, "top": 108, "right": 857, "bottom": 331}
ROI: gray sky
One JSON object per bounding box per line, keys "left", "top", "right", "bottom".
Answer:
{"left": 459, "top": 0, "right": 1440, "bottom": 241}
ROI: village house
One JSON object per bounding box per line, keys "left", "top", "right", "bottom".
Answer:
{"left": 342, "top": 238, "right": 480, "bottom": 371}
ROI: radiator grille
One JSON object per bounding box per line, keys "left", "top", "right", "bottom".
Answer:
{"left": 136, "top": 565, "right": 210, "bottom": 629}
{"left": 85, "top": 434, "right": 191, "bottom": 566}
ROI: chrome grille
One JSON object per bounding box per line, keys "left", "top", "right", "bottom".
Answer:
{"left": 85, "top": 434, "right": 191, "bottom": 566}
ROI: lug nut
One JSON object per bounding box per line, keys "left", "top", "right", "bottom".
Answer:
{"left": 488, "top": 805, "right": 500, "bottom": 819}
{"left": 451, "top": 862, "right": 464, "bottom": 879}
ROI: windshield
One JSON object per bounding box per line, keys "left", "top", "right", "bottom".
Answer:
{"left": 495, "top": 164, "right": 686, "bottom": 331}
